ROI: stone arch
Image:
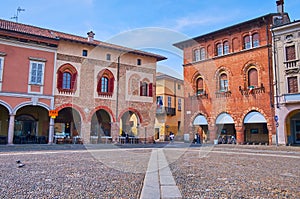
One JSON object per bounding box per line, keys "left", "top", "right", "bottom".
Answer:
{"left": 55, "top": 103, "right": 86, "bottom": 122}
{"left": 13, "top": 101, "right": 50, "bottom": 115}
{"left": 0, "top": 100, "right": 13, "bottom": 114}
{"left": 88, "top": 106, "right": 116, "bottom": 123}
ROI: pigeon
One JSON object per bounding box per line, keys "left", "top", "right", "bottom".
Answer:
{"left": 18, "top": 163, "right": 25, "bottom": 168}
{"left": 16, "top": 160, "right": 21, "bottom": 164}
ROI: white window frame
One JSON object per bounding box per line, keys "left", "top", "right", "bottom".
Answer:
{"left": 167, "top": 96, "right": 172, "bottom": 108}
{"left": 29, "top": 61, "right": 45, "bottom": 85}
{"left": 194, "top": 49, "right": 200, "bottom": 62}
{"left": 178, "top": 98, "right": 181, "bottom": 111}
{"left": 0, "top": 57, "right": 4, "bottom": 82}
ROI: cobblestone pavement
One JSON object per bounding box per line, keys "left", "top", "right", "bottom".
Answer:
{"left": 0, "top": 144, "right": 299, "bottom": 198}
{"left": 166, "top": 145, "right": 300, "bottom": 199}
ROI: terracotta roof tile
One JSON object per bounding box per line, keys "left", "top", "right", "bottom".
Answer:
{"left": 0, "top": 19, "right": 166, "bottom": 61}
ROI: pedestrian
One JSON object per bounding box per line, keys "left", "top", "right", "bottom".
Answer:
{"left": 169, "top": 132, "right": 174, "bottom": 143}
{"left": 196, "top": 133, "right": 201, "bottom": 144}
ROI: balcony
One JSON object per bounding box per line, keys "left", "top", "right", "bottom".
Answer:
{"left": 285, "top": 60, "right": 300, "bottom": 75}
{"left": 239, "top": 83, "right": 265, "bottom": 96}
{"left": 156, "top": 106, "right": 176, "bottom": 116}
{"left": 215, "top": 90, "right": 232, "bottom": 98}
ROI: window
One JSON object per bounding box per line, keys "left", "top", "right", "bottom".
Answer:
{"left": 82, "top": 50, "right": 88, "bottom": 57}
{"left": 62, "top": 72, "right": 71, "bottom": 89}
{"left": 29, "top": 61, "right": 44, "bottom": 85}
{"left": 168, "top": 96, "right": 171, "bottom": 108}
{"left": 140, "top": 81, "right": 153, "bottom": 97}
{"left": 252, "top": 33, "right": 260, "bottom": 47}
{"left": 196, "top": 77, "right": 204, "bottom": 95}
{"left": 0, "top": 57, "right": 4, "bottom": 81}
{"left": 57, "top": 64, "right": 78, "bottom": 94}
{"left": 101, "top": 77, "right": 109, "bottom": 92}
{"left": 248, "top": 68, "right": 258, "bottom": 87}
{"left": 219, "top": 73, "right": 228, "bottom": 92}
{"left": 223, "top": 41, "right": 229, "bottom": 55}
{"left": 194, "top": 49, "right": 200, "bottom": 62}
{"left": 97, "top": 69, "right": 114, "bottom": 96}
{"left": 286, "top": 45, "right": 296, "bottom": 61}
{"left": 287, "top": 76, "right": 298, "bottom": 93}
{"left": 200, "top": 48, "right": 206, "bottom": 60}
{"left": 137, "top": 59, "right": 142, "bottom": 65}
{"left": 178, "top": 99, "right": 182, "bottom": 111}
{"left": 177, "top": 84, "right": 181, "bottom": 90}
{"left": 216, "top": 43, "right": 222, "bottom": 56}
{"left": 244, "top": 35, "right": 251, "bottom": 49}
{"left": 106, "top": 53, "right": 111, "bottom": 61}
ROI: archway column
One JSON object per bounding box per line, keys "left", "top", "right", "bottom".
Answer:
{"left": 48, "top": 118, "right": 54, "bottom": 144}
{"left": 208, "top": 125, "right": 217, "bottom": 143}
{"left": 7, "top": 114, "right": 15, "bottom": 145}
{"left": 111, "top": 122, "right": 120, "bottom": 143}
{"left": 235, "top": 125, "right": 245, "bottom": 144}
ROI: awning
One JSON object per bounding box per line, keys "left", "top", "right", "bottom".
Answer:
{"left": 216, "top": 113, "right": 234, "bottom": 124}
{"left": 193, "top": 115, "right": 208, "bottom": 125}
{"left": 244, "top": 111, "right": 267, "bottom": 123}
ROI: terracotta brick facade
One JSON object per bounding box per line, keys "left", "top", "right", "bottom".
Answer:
{"left": 175, "top": 13, "right": 290, "bottom": 144}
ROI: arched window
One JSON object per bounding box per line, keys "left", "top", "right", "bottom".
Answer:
{"left": 244, "top": 35, "right": 251, "bottom": 49}
{"left": 140, "top": 80, "right": 153, "bottom": 97}
{"left": 62, "top": 72, "right": 71, "bottom": 89}
{"left": 196, "top": 77, "right": 204, "bottom": 95}
{"left": 57, "top": 64, "right": 77, "bottom": 94}
{"left": 200, "top": 48, "right": 206, "bottom": 60}
{"left": 252, "top": 33, "right": 259, "bottom": 47}
{"left": 97, "top": 69, "right": 114, "bottom": 96}
{"left": 248, "top": 68, "right": 258, "bottom": 87}
{"left": 223, "top": 41, "right": 229, "bottom": 55}
{"left": 216, "top": 43, "right": 222, "bottom": 56}
{"left": 194, "top": 49, "right": 200, "bottom": 62}
{"left": 219, "top": 73, "right": 228, "bottom": 92}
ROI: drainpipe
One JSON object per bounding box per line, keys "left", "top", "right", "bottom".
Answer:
{"left": 116, "top": 56, "right": 120, "bottom": 121}
{"left": 271, "top": 29, "right": 280, "bottom": 109}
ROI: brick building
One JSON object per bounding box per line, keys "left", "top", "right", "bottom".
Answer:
{"left": 272, "top": 20, "right": 300, "bottom": 145}
{"left": 53, "top": 31, "right": 166, "bottom": 144}
{"left": 0, "top": 19, "right": 166, "bottom": 144}
{"left": 174, "top": 6, "right": 290, "bottom": 144}
{"left": 155, "top": 72, "right": 184, "bottom": 141}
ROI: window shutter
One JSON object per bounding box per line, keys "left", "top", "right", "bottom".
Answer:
{"left": 286, "top": 46, "right": 296, "bottom": 61}
{"left": 97, "top": 76, "right": 102, "bottom": 93}
{"left": 149, "top": 83, "right": 153, "bottom": 97}
{"left": 248, "top": 68, "right": 258, "bottom": 87}
{"left": 71, "top": 72, "right": 77, "bottom": 91}
{"left": 57, "top": 70, "right": 63, "bottom": 89}
{"left": 109, "top": 76, "right": 114, "bottom": 93}
{"left": 288, "top": 76, "right": 298, "bottom": 93}
{"left": 140, "top": 81, "right": 143, "bottom": 96}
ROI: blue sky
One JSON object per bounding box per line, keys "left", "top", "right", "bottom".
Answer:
{"left": 1, "top": 0, "right": 300, "bottom": 79}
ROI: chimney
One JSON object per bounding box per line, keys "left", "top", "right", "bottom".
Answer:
{"left": 276, "top": 0, "right": 284, "bottom": 13}
{"left": 87, "top": 31, "right": 95, "bottom": 42}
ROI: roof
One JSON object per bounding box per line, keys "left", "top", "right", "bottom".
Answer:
{"left": 0, "top": 19, "right": 166, "bottom": 61}
{"left": 174, "top": 13, "right": 289, "bottom": 49}
{"left": 156, "top": 72, "right": 184, "bottom": 82}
